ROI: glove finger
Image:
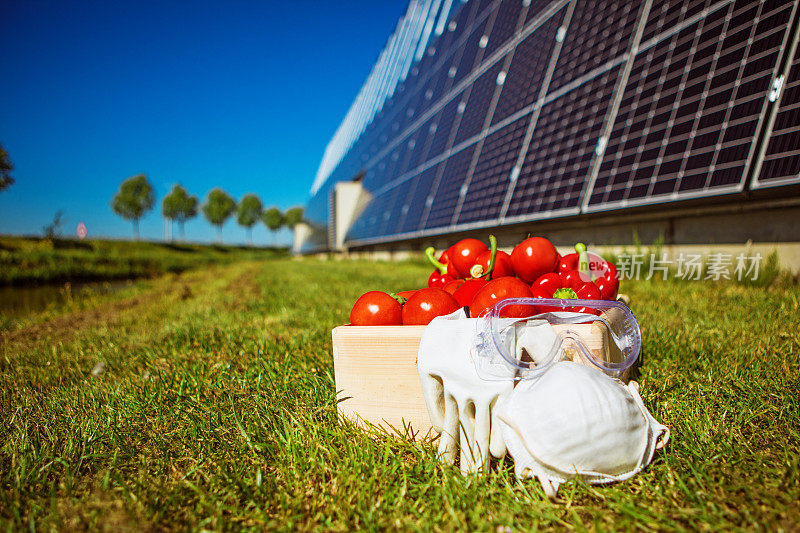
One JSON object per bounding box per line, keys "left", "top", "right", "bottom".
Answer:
{"left": 473, "top": 401, "right": 492, "bottom": 472}
{"left": 459, "top": 402, "right": 478, "bottom": 474}
{"left": 420, "top": 374, "right": 445, "bottom": 431}
{"left": 490, "top": 407, "right": 507, "bottom": 458}
{"left": 438, "top": 393, "right": 459, "bottom": 465}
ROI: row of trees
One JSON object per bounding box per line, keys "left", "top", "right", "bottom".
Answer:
{"left": 0, "top": 143, "right": 13, "bottom": 194}
{"left": 111, "top": 174, "right": 303, "bottom": 244}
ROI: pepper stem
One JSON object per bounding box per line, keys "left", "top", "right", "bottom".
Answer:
{"left": 553, "top": 287, "right": 578, "bottom": 299}
{"left": 486, "top": 235, "right": 497, "bottom": 281}
{"left": 424, "top": 247, "right": 448, "bottom": 274}
{"left": 575, "top": 242, "right": 593, "bottom": 281}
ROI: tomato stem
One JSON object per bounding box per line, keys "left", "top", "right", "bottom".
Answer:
{"left": 424, "top": 247, "right": 448, "bottom": 274}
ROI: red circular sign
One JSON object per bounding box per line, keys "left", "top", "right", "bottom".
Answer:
{"left": 76, "top": 222, "right": 87, "bottom": 239}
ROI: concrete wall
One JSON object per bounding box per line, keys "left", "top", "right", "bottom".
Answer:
{"left": 333, "top": 182, "right": 371, "bottom": 251}
{"left": 343, "top": 197, "right": 800, "bottom": 273}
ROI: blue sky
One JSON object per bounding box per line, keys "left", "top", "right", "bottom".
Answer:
{"left": 0, "top": 0, "right": 407, "bottom": 244}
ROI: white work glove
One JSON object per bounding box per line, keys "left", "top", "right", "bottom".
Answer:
{"left": 417, "top": 309, "right": 515, "bottom": 474}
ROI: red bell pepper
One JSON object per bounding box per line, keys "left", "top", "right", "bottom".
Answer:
{"left": 452, "top": 235, "right": 501, "bottom": 306}
{"left": 532, "top": 243, "right": 604, "bottom": 314}
{"left": 557, "top": 243, "right": 619, "bottom": 300}
{"left": 425, "top": 247, "right": 456, "bottom": 288}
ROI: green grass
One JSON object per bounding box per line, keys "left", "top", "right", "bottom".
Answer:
{"left": 0, "top": 235, "right": 287, "bottom": 285}
{"left": 1, "top": 258, "right": 798, "bottom": 530}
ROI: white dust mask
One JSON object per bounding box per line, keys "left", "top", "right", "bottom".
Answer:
{"left": 497, "top": 361, "right": 669, "bottom": 498}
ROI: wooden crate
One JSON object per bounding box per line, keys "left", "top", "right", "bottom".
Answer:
{"left": 332, "top": 319, "right": 624, "bottom": 441}
{"left": 332, "top": 325, "right": 433, "bottom": 441}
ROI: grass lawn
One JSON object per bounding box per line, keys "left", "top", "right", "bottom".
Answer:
{"left": 0, "top": 236, "right": 287, "bottom": 285}
{"left": 1, "top": 257, "right": 798, "bottom": 530}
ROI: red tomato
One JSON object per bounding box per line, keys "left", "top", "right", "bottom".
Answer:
{"left": 452, "top": 278, "right": 488, "bottom": 307}
{"left": 450, "top": 238, "right": 488, "bottom": 278}
{"left": 350, "top": 291, "right": 403, "bottom": 326}
{"left": 402, "top": 288, "right": 461, "bottom": 325}
{"left": 510, "top": 237, "right": 559, "bottom": 283}
{"left": 443, "top": 278, "right": 466, "bottom": 295}
{"left": 472, "top": 250, "right": 515, "bottom": 278}
{"left": 469, "top": 277, "right": 535, "bottom": 318}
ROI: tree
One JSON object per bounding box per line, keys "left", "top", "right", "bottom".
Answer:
{"left": 261, "top": 207, "right": 284, "bottom": 244}
{"left": 202, "top": 188, "right": 236, "bottom": 243}
{"left": 236, "top": 194, "right": 263, "bottom": 244}
{"left": 111, "top": 174, "right": 155, "bottom": 239}
{"left": 0, "top": 143, "right": 14, "bottom": 193}
{"left": 284, "top": 206, "right": 305, "bottom": 229}
{"left": 42, "top": 210, "right": 65, "bottom": 239}
{"left": 162, "top": 184, "right": 198, "bottom": 240}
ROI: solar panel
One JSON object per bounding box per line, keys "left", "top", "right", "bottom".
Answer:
{"left": 305, "top": 0, "right": 800, "bottom": 252}
{"left": 505, "top": 64, "right": 623, "bottom": 219}
{"left": 491, "top": 8, "right": 565, "bottom": 126}
{"left": 485, "top": 0, "right": 526, "bottom": 57}
{"left": 423, "top": 145, "right": 479, "bottom": 229}
{"left": 456, "top": 114, "right": 530, "bottom": 223}
{"left": 585, "top": 0, "right": 797, "bottom": 211}
{"left": 426, "top": 93, "right": 465, "bottom": 160}
{"left": 453, "top": 61, "right": 506, "bottom": 145}
{"left": 751, "top": 16, "right": 800, "bottom": 189}
{"left": 545, "top": 0, "right": 640, "bottom": 94}
{"left": 399, "top": 164, "right": 442, "bottom": 233}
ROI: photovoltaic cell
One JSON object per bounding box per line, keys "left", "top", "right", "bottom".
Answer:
{"left": 586, "top": 0, "right": 795, "bottom": 209}
{"left": 491, "top": 9, "right": 564, "bottom": 126}
{"left": 416, "top": 67, "right": 450, "bottom": 119}
{"left": 453, "top": 19, "right": 490, "bottom": 86}
{"left": 423, "top": 145, "right": 478, "bottom": 229}
{"left": 426, "top": 93, "right": 464, "bottom": 160}
{"left": 525, "top": 0, "right": 560, "bottom": 24}
{"left": 398, "top": 165, "right": 442, "bottom": 233}
{"left": 405, "top": 115, "right": 439, "bottom": 174}
{"left": 380, "top": 178, "right": 416, "bottom": 235}
{"left": 753, "top": 22, "right": 800, "bottom": 188}
{"left": 639, "top": 0, "right": 708, "bottom": 46}
{"left": 457, "top": 114, "right": 530, "bottom": 223}
{"left": 347, "top": 188, "right": 395, "bottom": 241}
{"left": 546, "top": 0, "right": 641, "bottom": 94}
{"left": 485, "top": 0, "right": 525, "bottom": 57}
{"left": 506, "top": 65, "right": 622, "bottom": 218}
{"left": 453, "top": 61, "right": 506, "bottom": 144}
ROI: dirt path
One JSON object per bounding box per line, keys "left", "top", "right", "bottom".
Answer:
{"left": 0, "top": 262, "right": 262, "bottom": 355}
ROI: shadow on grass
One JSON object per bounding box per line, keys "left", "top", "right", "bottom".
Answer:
{"left": 52, "top": 239, "right": 94, "bottom": 251}
{"left": 157, "top": 243, "right": 196, "bottom": 253}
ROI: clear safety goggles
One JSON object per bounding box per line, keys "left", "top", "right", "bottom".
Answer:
{"left": 471, "top": 298, "right": 641, "bottom": 381}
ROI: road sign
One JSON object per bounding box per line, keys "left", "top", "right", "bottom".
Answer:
{"left": 76, "top": 222, "right": 87, "bottom": 240}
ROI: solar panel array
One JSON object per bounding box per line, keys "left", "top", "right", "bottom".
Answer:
{"left": 304, "top": 0, "right": 800, "bottom": 251}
